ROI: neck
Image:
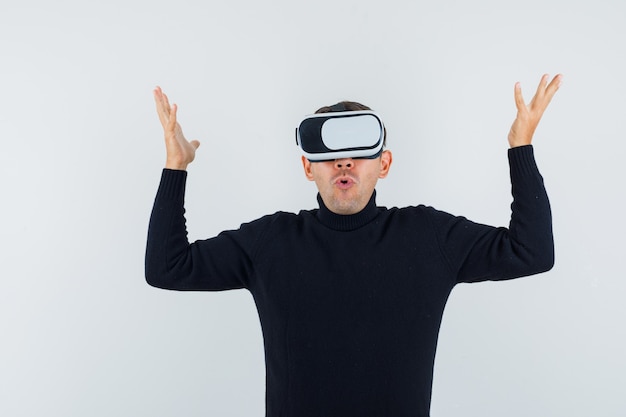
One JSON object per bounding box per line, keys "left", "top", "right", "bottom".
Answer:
{"left": 316, "top": 191, "right": 379, "bottom": 231}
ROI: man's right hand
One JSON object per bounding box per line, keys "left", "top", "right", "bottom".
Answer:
{"left": 154, "top": 86, "right": 200, "bottom": 170}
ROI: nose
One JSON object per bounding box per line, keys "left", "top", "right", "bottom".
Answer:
{"left": 334, "top": 158, "right": 353, "bottom": 169}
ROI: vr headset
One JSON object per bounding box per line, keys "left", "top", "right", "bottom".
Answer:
{"left": 296, "top": 109, "right": 385, "bottom": 162}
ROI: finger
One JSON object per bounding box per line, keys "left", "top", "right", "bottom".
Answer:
{"left": 534, "top": 73, "right": 550, "bottom": 98}
{"left": 513, "top": 81, "right": 526, "bottom": 113}
{"left": 156, "top": 88, "right": 172, "bottom": 117}
{"left": 154, "top": 86, "right": 167, "bottom": 109}
{"left": 162, "top": 92, "right": 172, "bottom": 116}
{"left": 190, "top": 140, "right": 201, "bottom": 150}
{"left": 154, "top": 86, "right": 169, "bottom": 127}
{"left": 154, "top": 87, "right": 172, "bottom": 119}
{"left": 528, "top": 74, "right": 549, "bottom": 108}
{"left": 532, "top": 74, "right": 562, "bottom": 112}
{"left": 167, "top": 103, "right": 178, "bottom": 133}
{"left": 544, "top": 74, "right": 563, "bottom": 99}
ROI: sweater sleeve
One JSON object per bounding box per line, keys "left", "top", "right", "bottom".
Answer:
{"left": 144, "top": 169, "right": 264, "bottom": 291}
{"left": 432, "top": 145, "right": 554, "bottom": 283}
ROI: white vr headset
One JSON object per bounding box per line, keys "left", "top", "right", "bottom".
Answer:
{"left": 296, "top": 110, "right": 385, "bottom": 162}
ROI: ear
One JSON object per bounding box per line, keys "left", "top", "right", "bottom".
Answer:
{"left": 378, "top": 150, "right": 393, "bottom": 179}
{"left": 301, "top": 156, "right": 315, "bottom": 181}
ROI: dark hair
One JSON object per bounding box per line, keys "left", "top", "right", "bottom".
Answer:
{"left": 315, "top": 101, "right": 387, "bottom": 147}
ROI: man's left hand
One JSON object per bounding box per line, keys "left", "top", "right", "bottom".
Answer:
{"left": 508, "top": 73, "right": 562, "bottom": 148}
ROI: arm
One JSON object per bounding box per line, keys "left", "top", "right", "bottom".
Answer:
{"left": 434, "top": 145, "right": 555, "bottom": 283}
{"left": 145, "top": 88, "right": 256, "bottom": 290}
{"left": 436, "top": 74, "right": 561, "bottom": 282}
{"left": 145, "top": 169, "right": 260, "bottom": 291}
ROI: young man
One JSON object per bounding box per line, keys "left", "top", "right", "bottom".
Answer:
{"left": 146, "top": 74, "right": 561, "bottom": 416}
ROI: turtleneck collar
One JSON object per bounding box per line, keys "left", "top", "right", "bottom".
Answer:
{"left": 316, "top": 191, "right": 380, "bottom": 231}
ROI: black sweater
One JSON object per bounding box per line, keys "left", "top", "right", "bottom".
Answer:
{"left": 145, "top": 145, "right": 554, "bottom": 416}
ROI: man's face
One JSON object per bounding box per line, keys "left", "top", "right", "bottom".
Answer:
{"left": 301, "top": 150, "right": 392, "bottom": 215}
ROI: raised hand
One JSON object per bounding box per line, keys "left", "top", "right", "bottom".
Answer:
{"left": 154, "top": 86, "right": 200, "bottom": 170}
{"left": 508, "top": 74, "right": 562, "bottom": 148}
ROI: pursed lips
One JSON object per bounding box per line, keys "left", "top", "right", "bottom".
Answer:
{"left": 333, "top": 175, "right": 357, "bottom": 190}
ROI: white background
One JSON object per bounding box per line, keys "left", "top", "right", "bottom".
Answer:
{"left": 1, "top": 0, "right": 624, "bottom": 416}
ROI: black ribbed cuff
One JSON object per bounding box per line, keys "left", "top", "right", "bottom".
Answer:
{"left": 157, "top": 169, "right": 188, "bottom": 200}
{"left": 508, "top": 145, "right": 540, "bottom": 181}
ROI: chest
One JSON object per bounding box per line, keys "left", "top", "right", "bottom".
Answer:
{"left": 251, "top": 223, "right": 455, "bottom": 332}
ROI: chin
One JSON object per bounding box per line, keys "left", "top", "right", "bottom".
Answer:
{"left": 332, "top": 200, "right": 362, "bottom": 215}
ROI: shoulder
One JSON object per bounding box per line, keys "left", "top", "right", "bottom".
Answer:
{"left": 383, "top": 204, "right": 455, "bottom": 221}
{"left": 379, "top": 205, "right": 471, "bottom": 237}
{"left": 237, "top": 208, "right": 318, "bottom": 232}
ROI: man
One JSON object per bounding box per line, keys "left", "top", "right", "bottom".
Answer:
{"left": 146, "top": 74, "right": 561, "bottom": 416}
